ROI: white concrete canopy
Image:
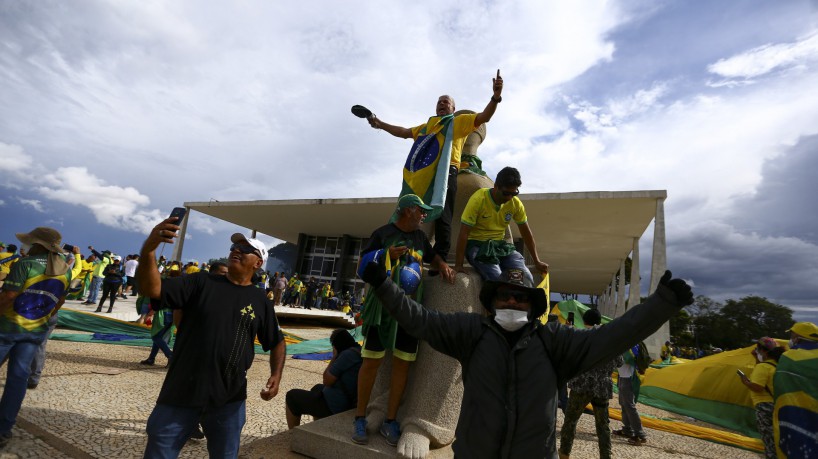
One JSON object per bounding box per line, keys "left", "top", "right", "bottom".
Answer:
{"left": 185, "top": 190, "right": 666, "bottom": 296}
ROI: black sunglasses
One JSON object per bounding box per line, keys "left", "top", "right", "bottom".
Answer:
{"left": 230, "top": 243, "right": 262, "bottom": 258}
{"left": 501, "top": 189, "right": 520, "bottom": 197}
{"left": 496, "top": 290, "right": 531, "bottom": 303}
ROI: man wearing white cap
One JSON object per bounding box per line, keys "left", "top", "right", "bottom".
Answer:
{"left": 0, "top": 227, "right": 74, "bottom": 449}
{"left": 137, "top": 217, "right": 286, "bottom": 458}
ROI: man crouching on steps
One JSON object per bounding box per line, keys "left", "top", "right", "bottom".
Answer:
{"left": 360, "top": 260, "right": 693, "bottom": 459}
{"left": 137, "top": 217, "right": 286, "bottom": 458}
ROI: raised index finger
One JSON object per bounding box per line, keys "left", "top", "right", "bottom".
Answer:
{"left": 496, "top": 69, "right": 501, "bottom": 78}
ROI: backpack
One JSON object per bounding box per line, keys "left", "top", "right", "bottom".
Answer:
{"left": 634, "top": 341, "right": 652, "bottom": 374}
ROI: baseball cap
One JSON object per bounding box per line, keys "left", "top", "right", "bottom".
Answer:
{"left": 397, "top": 194, "right": 433, "bottom": 211}
{"left": 757, "top": 337, "right": 778, "bottom": 351}
{"left": 230, "top": 233, "right": 268, "bottom": 265}
{"left": 787, "top": 322, "right": 818, "bottom": 341}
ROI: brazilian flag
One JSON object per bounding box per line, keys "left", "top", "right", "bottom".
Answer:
{"left": 773, "top": 347, "right": 818, "bottom": 458}
{"left": 398, "top": 114, "right": 454, "bottom": 222}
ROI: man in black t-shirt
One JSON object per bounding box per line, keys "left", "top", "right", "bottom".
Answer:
{"left": 352, "top": 194, "right": 455, "bottom": 447}
{"left": 137, "top": 219, "right": 286, "bottom": 459}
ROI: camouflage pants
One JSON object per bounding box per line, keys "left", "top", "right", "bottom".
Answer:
{"left": 755, "top": 402, "right": 775, "bottom": 459}
{"left": 559, "top": 391, "right": 612, "bottom": 459}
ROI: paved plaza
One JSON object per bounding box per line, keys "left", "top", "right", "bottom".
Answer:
{"left": 0, "top": 297, "right": 762, "bottom": 458}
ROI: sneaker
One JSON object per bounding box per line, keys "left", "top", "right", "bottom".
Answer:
{"left": 351, "top": 418, "right": 368, "bottom": 445}
{"left": 0, "top": 431, "right": 11, "bottom": 449}
{"left": 189, "top": 425, "right": 205, "bottom": 440}
{"left": 627, "top": 436, "right": 647, "bottom": 445}
{"left": 380, "top": 420, "right": 401, "bottom": 447}
{"left": 612, "top": 429, "right": 632, "bottom": 438}
{"left": 27, "top": 381, "right": 38, "bottom": 390}
{"left": 140, "top": 359, "right": 155, "bottom": 366}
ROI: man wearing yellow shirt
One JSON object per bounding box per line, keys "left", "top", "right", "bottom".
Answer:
{"left": 0, "top": 244, "right": 21, "bottom": 290}
{"left": 454, "top": 167, "right": 549, "bottom": 285}
{"left": 367, "top": 70, "right": 504, "bottom": 260}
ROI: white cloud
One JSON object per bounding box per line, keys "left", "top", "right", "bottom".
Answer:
{"left": 16, "top": 197, "right": 44, "bottom": 212}
{"left": 707, "top": 32, "right": 818, "bottom": 81}
{"left": 37, "top": 167, "right": 164, "bottom": 233}
{"left": 0, "top": 199, "right": 5, "bottom": 206}
{"left": 0, "top": 142, "right": 33, "bottom": 172}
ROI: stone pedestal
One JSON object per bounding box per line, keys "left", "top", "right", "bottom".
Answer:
{"left": 291, "top": 272, "right": 485, "bottom": 459}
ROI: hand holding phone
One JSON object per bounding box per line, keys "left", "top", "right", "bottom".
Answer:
{"left": 736, "top": 369, "right": 746, "bottom": 379}
{"left": 169, "top": 207, "right": 187, "bottom": 223}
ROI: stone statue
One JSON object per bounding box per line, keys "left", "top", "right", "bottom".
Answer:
{"left": 365, "top": 111, "right": 498, "bottom": 458}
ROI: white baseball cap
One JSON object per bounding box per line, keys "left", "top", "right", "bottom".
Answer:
{"left": 230, "top": 233, "right": 268, "bottom": 264}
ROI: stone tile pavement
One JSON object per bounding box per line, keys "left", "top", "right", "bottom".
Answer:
{"left": 0, "top": 299, "right": 762, "bottom": 458}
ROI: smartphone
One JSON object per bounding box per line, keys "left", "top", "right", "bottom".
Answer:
{"left": 169, "top": 207, "right": 187, "bottom": 223}
{"left": 567, "top": 312, "right": 575, "bottom": 326}
{"left": 736, "top": 369, "right": 746, "bottom": 378}
{"left": 62, "top": 244, "right": 75, "bottom": 252}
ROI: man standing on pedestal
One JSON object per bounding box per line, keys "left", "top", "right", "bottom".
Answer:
{"left": 367, "top": 70, "right": 504, "bottom": 260}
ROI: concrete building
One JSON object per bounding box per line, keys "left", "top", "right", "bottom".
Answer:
{"left": 174, "top": 189, "right": 670, "bottom": 353}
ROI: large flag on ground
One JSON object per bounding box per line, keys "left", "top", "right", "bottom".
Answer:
{"left": 398, "top": 114, "right": 454, "bottom": 222}
{"left": 773, "top": 347, "right": 818, "bottom": 458}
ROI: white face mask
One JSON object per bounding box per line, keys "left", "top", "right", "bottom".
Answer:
{"left": 756, "top": 353, "right": 764, "bottom": 362}
{"left": 494, "top": 309, "right": 529, "bottom": 332}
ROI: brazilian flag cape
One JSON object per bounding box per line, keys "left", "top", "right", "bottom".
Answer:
{"left": 773, "top": 347, "right": 818, "bottom": 458}
{"left": 398, "top": 114, "right": 454, "bottom": 222}
{"left": 359, "top": 248, "right": 424, "bottom": 352}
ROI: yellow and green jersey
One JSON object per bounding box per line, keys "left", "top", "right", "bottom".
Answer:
{"left": 461, "top": 188, "right": 527, "bottom": 242}
{"left": 411, "top": 113, "right": 477, "bottom": 168}
{"left": 1, "top": 254, "right": 72, "bottom": 334}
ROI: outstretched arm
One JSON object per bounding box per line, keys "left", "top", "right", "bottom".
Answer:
{"left": 474, "top": 69, "right": 503, "bottom": 127}
{"left": 366, "top": 267, "right": 482, "bottom": 362}
{"left": 137, "top": 217, "right": 181, "bottom": 299}
{"left": 518, "top": 222, "right": 548, "bottom": 274}
{"left": 368, "top": 117, "right": 413, "bottom": 139}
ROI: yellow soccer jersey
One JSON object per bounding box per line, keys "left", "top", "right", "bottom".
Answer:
{"left": 461, "top": 188, "right": 527, "bottom": 242}
{"left": 749, "top": 361, "right": 776, "bottom": 406}
{"left": 411, "top": 113, "right": 477, "bottom": 168}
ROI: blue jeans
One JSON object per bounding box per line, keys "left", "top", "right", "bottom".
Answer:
{"left": 465, "top": 245, "right": 533, "bottom": 285}
{"left": 314, "top": 297, "right": 323, "bottom": 310}
{"left": 144, "top": 400, "right": 246, "bottom": 459}
{"left": 147, "top": 321, "right": 173, "bottom": 361}
{"left": 0, "top": 331, "right": 47, "bottom": 434}
{"left": 88, "top": 276, "right": 103, "bottom": 303}
{"left": 28, "top": 315, "right": 59, "bottom": 385}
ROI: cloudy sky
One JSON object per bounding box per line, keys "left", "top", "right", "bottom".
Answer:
{"left": 2, "top": 1, "right": 817, "bottom": 321}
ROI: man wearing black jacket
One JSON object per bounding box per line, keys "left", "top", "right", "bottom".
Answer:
{"left": 359, "top": 263, "right": 693, "bottom": 458}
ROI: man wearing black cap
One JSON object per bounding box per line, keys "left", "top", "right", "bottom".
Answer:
{"left": 137, "top": 218, "right": 286, "bottom": 458}
{"left": 360, "top": 261, "right": 693, "bottom": 458}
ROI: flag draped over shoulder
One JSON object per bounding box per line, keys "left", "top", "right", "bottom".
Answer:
{"left": 359, "top": 248, "right": 425, "bottom": 349}
{"left": 398, "top": 114, "right": 454, "bottom": 222}
{"left": 773, "top": 347, "right": 818, "bottom": 458}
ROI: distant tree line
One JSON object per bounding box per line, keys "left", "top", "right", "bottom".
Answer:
{"left": 670, "top": 295, "right": 793, "bottom": 350}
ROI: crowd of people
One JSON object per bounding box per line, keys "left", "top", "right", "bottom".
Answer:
{"left": 3, "top": 72, "right": 816, "bottom": 459}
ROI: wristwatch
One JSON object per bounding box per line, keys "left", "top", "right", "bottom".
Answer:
{"left": 491, "top": 96, "right": 502, "bottom": 103}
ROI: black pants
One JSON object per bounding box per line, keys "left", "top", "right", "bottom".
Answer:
{"left": 97, "top": 283, "right": 118, "bottom": 310}
{"left": 433, "top": 166, "right": 458, "bottom": 260}
{"left": 286, "top": 384, "right": 333, "bottom": 419}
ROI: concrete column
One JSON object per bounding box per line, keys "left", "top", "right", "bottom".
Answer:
{"left": 616, "top": 258, "right": 626, "bottom": 317}
{"left": 170, "top": 206, "right": 190, "bottom": 262}
{"left": 628, "top": 237, "right": 641, "bottom": 310}
{"left": 649, "top": 198, "right": 667, "bottom": 292}
{"left": 646, "top": 198, "right": 669, "bottom": 358}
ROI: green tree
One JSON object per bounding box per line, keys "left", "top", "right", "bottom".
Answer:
{"left": 717, "top": 296, "right": 793, "bottom": 348}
